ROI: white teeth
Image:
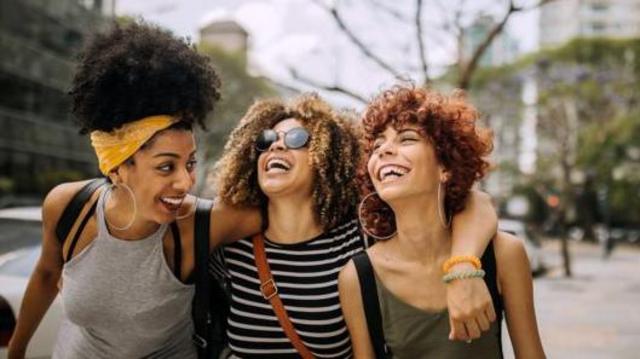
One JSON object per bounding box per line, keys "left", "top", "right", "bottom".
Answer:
{"left": 161, "top": 197, "right": 183, "bottom": 205}
{"left": 378, "top": 165, "right": 409, "bottom": 182}
{"left": 266, "top": 158, "right": 292, "bottom": 172}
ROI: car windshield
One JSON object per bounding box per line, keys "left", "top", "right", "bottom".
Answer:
{"left": 0, "top": 214, "right": 42, "bottom": 252}
{"left": 0, "top": 246, "right": 39, "bottom": 277}
{"left": 0, "top": 212, "right": 43, "bottom": 277}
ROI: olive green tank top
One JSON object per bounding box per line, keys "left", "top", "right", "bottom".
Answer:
{"left": 375, "top": 242, "right": 503, "bottom": 358}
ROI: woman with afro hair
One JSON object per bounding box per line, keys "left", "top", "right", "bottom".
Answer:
{"left": 339, "top": 85, "right": 545, "bottom": 358}
{"left": 8, "top": 22, "right": 261, "bottom": 358}
{"left": 210, "top": 92, "right": 500, "bottom": 358}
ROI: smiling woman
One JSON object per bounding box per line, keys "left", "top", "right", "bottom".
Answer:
{"left": 211, "top": 94, "right": 365, "bottom": 358}
{"left": 6, "top": 21, "right": 262, "bottom": 359}
{"left": 339, "top": 85, "right": 545, "bottom": 358}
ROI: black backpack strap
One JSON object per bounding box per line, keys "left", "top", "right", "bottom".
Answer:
{"left": 480, "top": 241, "right": 503, "bottom": 320}
{"left": 193, "top": 198, "right": 213, "bottom": 357}
{"left": 170, "top": 222, "right": 182, "bottom": 280}
{"left": 352, "top": 252, "right": 390, "bottom": 359}
{"left": 55, "top": 178, "right": 107, "bottom": 244}
{"left": 480, "top": 240, "right": 504, "bottom": 357}
{"left": 65, "top": 200, "right": 99, "bottom": 263}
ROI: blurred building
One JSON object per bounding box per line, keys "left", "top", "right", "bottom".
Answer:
{"left": 0, "top": 0, "right": 113, "bottom": 200}
{"left": 199, "top": 16, "right": 298, "bottom": 98}
{"left": 200, "top": 19, "right": 248, "bottom": 54}
{"left": 540, "top": 0, "right": 640, "bottom": 48}
{"left": 463, "top": 15, "right": 520, "bottom": 67}
{"left": 462, "top": 16, "right": 521, "bottom": 199}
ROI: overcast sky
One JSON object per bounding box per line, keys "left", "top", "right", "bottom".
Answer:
{"left": 116, "top": 0, "right": 540, "bottom": 49}
{"left": 116, "top": 0, "right": 541, "bottom": 105}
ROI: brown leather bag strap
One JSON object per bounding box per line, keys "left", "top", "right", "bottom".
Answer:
{"left": 252, "top": 234, "right": 315, "bottom": 359}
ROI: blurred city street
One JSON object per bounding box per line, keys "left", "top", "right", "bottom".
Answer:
{"left": 1, "top": 0, "right": 639, "bottom": 358}
{"left": 503, "top": 240, "right": 640, "bottom": 358}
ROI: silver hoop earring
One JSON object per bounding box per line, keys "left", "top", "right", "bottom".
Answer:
{"left": 105, "top": 182, "right": 137, "bottom": 231}
{"left": 437, "top": 182, "right": 452, "bottom": 228}
{"left": 358, "top": 192, "right": 396, "bottom": 241}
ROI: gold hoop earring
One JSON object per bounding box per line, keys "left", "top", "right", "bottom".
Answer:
{"left": 437, "top": 181, "right": 451, "bottom": 228}
{"left": 358, "top": 192, "right": 396, "bottom": 241}
{"left": 105, "top": 182, "right": 137, "bottom": 231}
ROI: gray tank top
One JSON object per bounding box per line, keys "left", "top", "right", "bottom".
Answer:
{"left": 376, "top": 277, "right": 502, "bottom": 359}
{"left": 53, "top": 190, "right": 196, "bottom": 359}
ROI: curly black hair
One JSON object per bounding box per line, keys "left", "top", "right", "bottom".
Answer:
{"left": 70, "top": 21, "right": 221, "bottom": 134}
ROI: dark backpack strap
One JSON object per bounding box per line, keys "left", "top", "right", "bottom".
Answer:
{"left": 480, "top": 241, "right": 503, "bottom": 319}
{"left": 352, "top": 252, "right": 390, "bottom": 359}
{"left": 192, "top": 198, "right": 213, "bottom": 357}
{"left": 480, "top": 240, "right": 504, "bottom": 357}
{"left": 55, "top": 178, "right": 107, "bottom": 244}
{"left": 170, "top": 222, "right": 182, "bottom": 280}
{"left": 65, "top": 200, "right": 99, "bottom": 263}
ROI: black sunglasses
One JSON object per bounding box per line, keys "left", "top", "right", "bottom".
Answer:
{"left": 256, "top": 127, "right": 311, "bottom": 152}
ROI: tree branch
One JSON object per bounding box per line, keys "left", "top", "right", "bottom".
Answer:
{"left": 458, "top": 0, "right": 557, "bottom": 89}
{"left": 369, "top": 0, "right": 411, "bottom": 23}
{"left": 266, "top": 77, "right": 306, "bottom": 95}
{"left": 415, "top": 0, "right": 429, "bottom": 85}
{"left": 312, "top": 0, "right": 404, "bottom": 79}
{"left": 452, "top": 0, "right": 467, "bottom": 74}
{"left": 288, "top": 67, "right": 368, "bottom": 104}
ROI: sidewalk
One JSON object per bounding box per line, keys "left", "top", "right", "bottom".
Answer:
{"left": 502, "top": 240, "right": 640, "bottom": 358}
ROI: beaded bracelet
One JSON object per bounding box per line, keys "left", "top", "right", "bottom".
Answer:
{"left": 442, "top": 255, "right": 482, "bottom": 274}
{"left": 442, "top": 269, "right": 486, "bottom": 284}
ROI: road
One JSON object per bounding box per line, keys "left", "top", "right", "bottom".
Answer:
{"left": 502, "top": 240, "right": 640, "bottom": 358}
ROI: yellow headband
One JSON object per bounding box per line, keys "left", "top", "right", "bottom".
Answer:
{"left": 90, "top": 115, "right": 178, "bottom": 175}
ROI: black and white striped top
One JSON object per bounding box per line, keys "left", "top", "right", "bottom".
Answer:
{"left": 210, "top": 219, "right": 366, "bottom": 358}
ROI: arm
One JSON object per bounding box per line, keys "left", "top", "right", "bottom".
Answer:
{"left": 451, "top": 190, "right": 497, "bottom": 256}
{"left": 447, "top": 190, "right": 498, "bottom": 341}
{"left": 495, "top": 232, "right": 545, "bottom": 358}
{"left": 209, "top": 197, "right": 262, "bottom": 249}
{"left": 8, "top": 185, "right": 70, "bottom": 358}
{"left": 338, "top": 260, "right": 376, "bottom": 359}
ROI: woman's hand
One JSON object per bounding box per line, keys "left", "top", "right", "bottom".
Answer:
{"left": 446, "top": 263, "right": 496, "bottom": 341}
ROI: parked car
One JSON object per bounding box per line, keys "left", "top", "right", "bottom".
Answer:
{"left": 0, "top": 207, "right": 62, "bottom": 359}
{"left": 498, "top": 219, "right": 546, "bottom": 276}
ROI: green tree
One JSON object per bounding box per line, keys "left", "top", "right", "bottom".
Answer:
{"left": 579, "top": 113, "right": 640, "bottom": 226}
{"left": 470, "top": 37, "right": 640, "bottom": 276}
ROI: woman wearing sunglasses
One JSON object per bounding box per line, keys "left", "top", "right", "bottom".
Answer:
{"left": 339, "top": 86, "right": 545, "bottom": 358}
{"left": 212, "top": 94, "right": 500, "bottom": 358}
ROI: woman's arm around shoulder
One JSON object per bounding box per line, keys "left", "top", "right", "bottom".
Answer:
{"left": 447, "top": 190, "right": 498, "bottom": 340}
{"left": 494, "top": 231, "right": 546, "bottom": 359}
{"left": 208, "top": 198, "right": 262, "bottom": 248}
{"left": 8, "top": 181, "right": 87, "bottom": 358}
{"left": 338, "top": 259, "right": 376, "bottom": 359}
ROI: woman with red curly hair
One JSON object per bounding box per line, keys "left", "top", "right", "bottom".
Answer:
{"left": 339, "top": 85, "right": 545, "bottom": 358}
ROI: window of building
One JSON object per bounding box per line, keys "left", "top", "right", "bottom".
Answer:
{"left": 590, "top": 3, "right": 608, "bottom": 11}
{"left": 591, "top": 22, "right": 606, "bottom": 33}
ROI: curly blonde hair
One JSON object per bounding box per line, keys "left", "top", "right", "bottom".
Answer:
{"left": 214, "top": 93, "right": 361, "bottom": 231}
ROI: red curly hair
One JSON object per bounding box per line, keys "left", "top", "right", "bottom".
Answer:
{"left": 358, "top": 85, "right": 493, "bottom": 238}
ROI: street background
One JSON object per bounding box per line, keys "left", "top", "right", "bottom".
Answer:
{"left": 1, "top": 0, "right": 639, "bottom": 358}
{"left": 503, "top": 240, "right": 640, "bottom": 358}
